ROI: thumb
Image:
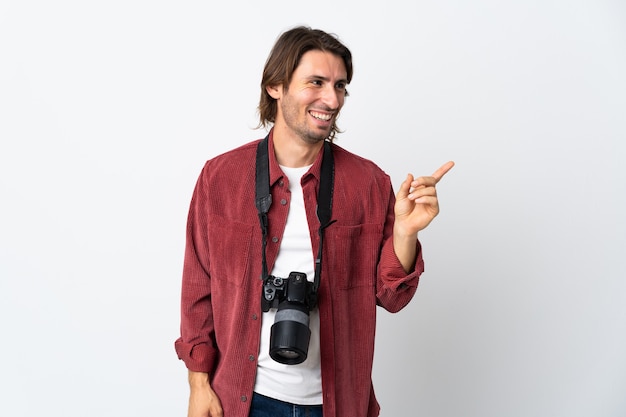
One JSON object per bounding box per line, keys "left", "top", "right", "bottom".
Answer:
{"left": 397, "top": 174, "right": 414, "bottom": 199}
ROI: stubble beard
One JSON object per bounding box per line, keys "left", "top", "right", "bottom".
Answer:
{"left": 301, "top": 129, "right": 329, "bottom": 145}
{"left": 280, "top": 95, "right": 333, "bottom": 145}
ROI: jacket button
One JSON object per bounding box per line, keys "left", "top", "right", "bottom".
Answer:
{"left": 280, "top": 198, "right": 287, "bottom": 205}
{"left": 272, "top": 236, "right": 279, "bottom": 243}
{"left": 249, "top": 355, "right": 255, "bottom": 361}
{"left": 241, "top": 395, "right": 248, "bottom": 402}
{"left": 252, "top": 314, "right": 258, "bottom": 320}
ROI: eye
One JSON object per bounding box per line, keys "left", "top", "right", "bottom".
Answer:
{"left": 335, "top": 82, "right": 348, "bottom": 96}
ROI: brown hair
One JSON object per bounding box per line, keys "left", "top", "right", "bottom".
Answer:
{"left": 258, "top": 26, "right": 353, "bottom": 142}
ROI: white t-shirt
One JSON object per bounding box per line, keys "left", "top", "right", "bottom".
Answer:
{"left": 253, "top": 165, "right": 323, "bottom": 405}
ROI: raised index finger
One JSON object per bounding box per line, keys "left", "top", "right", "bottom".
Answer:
{"left": 432, "top": 161, "right": 455, "bottom": 183}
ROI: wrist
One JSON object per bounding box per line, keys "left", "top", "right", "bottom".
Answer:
{"left": 393, "top": 224, "right": 418, "bottom": 243}
{"left": 188, "top": 371, "right": 211, "bottom": 388}
{"left": 393, "top": 230, "right": 418, "bottom": 274}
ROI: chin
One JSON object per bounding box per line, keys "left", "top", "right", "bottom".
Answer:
{"left": 303, "top": 134, "right": 328, "bottom": 144}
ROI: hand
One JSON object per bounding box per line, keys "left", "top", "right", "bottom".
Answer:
{"left": 394, "top": 161, "right": 455, "bottom": 237}
{"left": 188, "top": 371, "right": 223, "bottom": 417}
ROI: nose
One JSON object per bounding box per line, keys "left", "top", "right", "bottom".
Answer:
{"left": 320, "top": 85, "right": 341, "bottom": 110}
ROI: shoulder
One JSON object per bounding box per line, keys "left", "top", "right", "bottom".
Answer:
{"left": 330, "top": 142, "right": 391, "bottom": 182}
{"left": 207, "top": 139, "right": 260, "bottom": 166}
{"left": 192, "top": 138, "right": 263, "bottom": 192}
{"left": 198, "top": 139, "right": 261, "bottom": 176}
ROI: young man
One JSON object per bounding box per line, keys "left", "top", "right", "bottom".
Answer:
{"left": 175, "top": 26, "right": 454, "bottom": 417}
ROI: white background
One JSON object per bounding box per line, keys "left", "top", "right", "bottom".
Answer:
{"left": 1, "top": 1, "right": 625, "bottom": 416}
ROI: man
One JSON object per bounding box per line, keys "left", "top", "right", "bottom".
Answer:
{"left": 175, "top": 26, "right": 454, "bottom": 417}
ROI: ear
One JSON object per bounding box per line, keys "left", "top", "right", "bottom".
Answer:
{"left": 266, "top": 84, "right": 282, "bottom": 100}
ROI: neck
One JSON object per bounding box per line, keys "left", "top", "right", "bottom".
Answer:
{"left": 272, "top": 130, "right": 324, "bottom": 168}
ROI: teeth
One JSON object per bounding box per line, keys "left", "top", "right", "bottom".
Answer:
{"left": 311, "top": 111, "right": 332, "bottom": 121}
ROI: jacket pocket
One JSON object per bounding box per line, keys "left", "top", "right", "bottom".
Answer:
{"left": 208, "top": 217, "right": 254, "bottom": 287}
{"left": 325, "top": 223, "right": 383, "bottom": 289}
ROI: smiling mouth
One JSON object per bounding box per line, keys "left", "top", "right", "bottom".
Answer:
{"left": 310, "top": 110, "right": 332, "bottom": 121}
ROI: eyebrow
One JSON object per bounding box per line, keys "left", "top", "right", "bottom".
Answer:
{"left": 306, "top": 75, "right": 349, "bottom": 85}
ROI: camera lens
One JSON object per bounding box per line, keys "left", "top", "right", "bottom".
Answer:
{"left": 273, "top": 349, "right": 300, "bottom": 360}
{"left": 269, "top": 305, "right": 311, "bottom": 365}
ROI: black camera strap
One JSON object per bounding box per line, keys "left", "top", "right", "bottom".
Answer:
{"left": 255, "top": 134, "right": 335, "bottom": 295}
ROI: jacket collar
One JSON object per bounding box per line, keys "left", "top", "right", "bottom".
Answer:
{"left": 267, "top": 128, "right": 326, "bottom": 187}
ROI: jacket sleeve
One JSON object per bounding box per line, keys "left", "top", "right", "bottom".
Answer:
{"left": 376, "top": 186, "right": 424, "bottom": 313}
{"left": 174, "top": 164, "right": 219, "bottom": 373}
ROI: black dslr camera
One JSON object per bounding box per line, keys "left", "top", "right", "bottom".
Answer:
{"left": 262, "top": 271, "right": 318, "bottom": 365}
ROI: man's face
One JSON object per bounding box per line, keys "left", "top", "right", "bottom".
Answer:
{"left": 270, "top": 50, "right": 348, "bottom": 144}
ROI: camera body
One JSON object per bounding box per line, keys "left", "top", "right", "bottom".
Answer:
{"left": 262, "top": 271, "right": 318, "bottom": 365}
